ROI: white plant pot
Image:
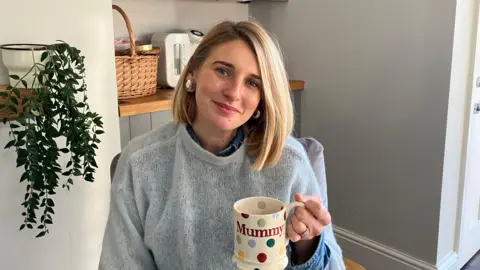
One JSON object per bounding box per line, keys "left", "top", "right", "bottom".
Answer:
{"left": 1, "top": 44, "right": 48, "bottom": 89}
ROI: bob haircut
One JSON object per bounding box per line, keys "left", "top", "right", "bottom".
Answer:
{"left": 172, "top": 20, "right": 294, "bottom": 171}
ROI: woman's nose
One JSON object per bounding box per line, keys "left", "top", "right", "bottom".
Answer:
{"left": 222, "top": 79, "right": 242, "bottom": 100}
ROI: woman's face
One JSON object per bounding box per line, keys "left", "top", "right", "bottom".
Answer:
{"left": 192, "top": 40, "right": 262, "bottom": 132}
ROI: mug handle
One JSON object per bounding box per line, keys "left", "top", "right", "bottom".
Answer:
{"left": 284, "top": 201, "right": 305, "bottom": 245}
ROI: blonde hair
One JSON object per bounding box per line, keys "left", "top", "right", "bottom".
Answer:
{"left": 172, "top": 20, "right": 294, "bottom": 171}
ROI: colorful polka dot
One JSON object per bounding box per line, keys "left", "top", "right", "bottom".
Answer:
{"left": 248, "top": 239, "right": 256, "bottom": 248}
{"left": 241, "top": 213, "right": 249, "bottom": 219}
{"left": 267, "top": 239, "right": 275, "bottom": 248}
{"left": 257, "top": 201, "right": 266, "bottom": 209}
{"left": 257, "top": 218, "right": 266, "bottom": 227}
{"left": 238, "top": 250, "right": 244, "bottom": 260}
{"left": 279, "top": 246, "right": 286, "bottom": 255}
{"left": 284, "top": 211, "right": 287, "bottom": 220}
{"left": 236, "top": 235, "right": 242, "bottom": 244}
{"left": 257, "top": 253, "right": 267, "bottom": 263}
{"left": 281, "top": 206, "right": 284, "bottom": 210}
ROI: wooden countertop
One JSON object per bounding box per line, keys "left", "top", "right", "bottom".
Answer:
{"left": 118, "top": 80, "right": 305, "bottom": 117}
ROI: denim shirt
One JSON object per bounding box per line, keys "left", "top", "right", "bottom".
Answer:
{"left": 186, "top": 124, "right": 245, "bottom": 157}
{"left": 186, "top": 124, "right": 331, "bottom": 269}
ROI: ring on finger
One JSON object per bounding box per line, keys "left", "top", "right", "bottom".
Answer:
{"left": 301, "top": 227, "right": 310, "bottom": 238}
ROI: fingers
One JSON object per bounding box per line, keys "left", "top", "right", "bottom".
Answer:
{"left": 304, "top": 200, "right": 331, "bottom": 225}
{"left": 287, "top": 224, "right": 301, "bottom": 242}
{"left": 294, "top": 207, "right": 322, "bottom": 237}
{"left": 295, "top": 193, "right": 331, "bottom": 226}
{"left": 295, "top": 193, "right": 321, "bottom": 204}
{"left": 291, "top": 213, "right": 308, "bottom": 237}
{"left": 289, "top": 193, "right": 331, "bottom": 243}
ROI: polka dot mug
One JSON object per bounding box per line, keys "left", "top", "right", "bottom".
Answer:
{"left": 232, "top": 196, "right": 304, "bottom": 270}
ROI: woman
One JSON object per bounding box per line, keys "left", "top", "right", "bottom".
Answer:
{"left": 99, "top": 20, "right": 345, "bottom": 269}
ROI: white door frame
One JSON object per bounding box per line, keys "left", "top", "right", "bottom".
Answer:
{"left": 454, "top": 0, "right": 480, "bottom": 267}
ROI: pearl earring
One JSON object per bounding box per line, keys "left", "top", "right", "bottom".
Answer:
{"left": 186, "top": 79, "right": 195, "bottom": 92}
{"left": 253, "top": 110, "right": 261, "bottom": 119}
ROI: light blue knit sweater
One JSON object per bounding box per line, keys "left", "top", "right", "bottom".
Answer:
{"left": 99, "top": 122, "right": 345, "bottom": 269}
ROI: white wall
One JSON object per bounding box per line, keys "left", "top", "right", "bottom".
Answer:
{"left": 250, "top": 0, "right": 457, "bottom": 267}
{"left": 0, "top": 0, "right": 120, "bottom": 269}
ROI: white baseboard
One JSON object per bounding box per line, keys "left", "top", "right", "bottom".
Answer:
{"left": 333, "top": 226, "right": 458, "bottom": 270}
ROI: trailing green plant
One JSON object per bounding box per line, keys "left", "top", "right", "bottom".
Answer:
{"left": 0, "top": 41, "right": 104, "bottom": 238}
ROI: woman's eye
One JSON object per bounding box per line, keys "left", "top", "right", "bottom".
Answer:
{"left": 216, "top": 68, "right": 229, "bottom": 77}
{"left": 246, "top": 80, "right": 258, "bottom": 88}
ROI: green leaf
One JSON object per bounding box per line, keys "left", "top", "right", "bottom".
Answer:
{"left": 37, "top": 225, "right": 45, "bottom": 230}
{"left": 7, "top": 105, "right": 17, "bottom": 114}
{"left": 21, "top": 80, "right": 28, "bottom": 89}
{"left": 15, "top": 140, "right": 25, "bottom": 147}
{"left": 10, "top": 123, "right": 19, "bottom": 128}
{"left": 95, "top": 130, "right": 105, "bottom": 135}
{"left": 46, "top": 199, "right": 54, "bottom": 207}
{"left": 16, "top": 157, "right": 27, "bottom": 167}
{"left": 13, "top": 88, "right": 21, "bottom": 98}
{"left": 67, "top": 178, "right": 73, "bottom": 185}
{"left": 27, "top": 224, "right": 33, "bottom": 229}
{"left": 45, "top": 219, "right": 52, "bottom": 225}
{"left": 21, "top": 97, "right": 29, "bottom": 106}
{"left": 41, "top": 51, "right": 48, "bottom": 62}
{"left": 46, "top": 207, "right": 55, "bottom": 214}
{"left": 9, "top": 74, "right": 20, "bottom": 80}
{"left": 5, "top": 140, "right": 15, "bottom": 149}
{"left": 10, "top": 96, "right": 18, "bottom": 105}
{"left": 17, "top": 131, "right": 26, "bottom": 141}
{"left": 18, "top": 149, "right": 28, "bottom": 158}
{"left": 0, "top": 91, "right": 8, "bottom": 98}
{"left": 20, "top": 172, "right": 28, "bottom": 183}
{"left": 36, "top": 231, "right": 46, "bottom": 238}
{"left": 59, "top": 148, "right": 69, "bottom": 153}
{"left": 19, "top": 224, "right": 25, "bottom": 231}
{"left": 66, "top": 161, "right": 72, "bottom": 167}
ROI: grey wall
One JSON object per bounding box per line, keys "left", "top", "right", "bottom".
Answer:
{"left": 112, "top": 0, "right": 248, "bottom": 45}
{"left": 250, "top": 0, "right": 456, "bottom": 264}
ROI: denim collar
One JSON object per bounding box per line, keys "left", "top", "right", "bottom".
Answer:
{"left": 186, "top": 124, "right": 245, "bottom": 157}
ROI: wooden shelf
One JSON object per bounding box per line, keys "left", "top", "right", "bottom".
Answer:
{"left": 118, "top": 80, "right": 305, "bottom": 117}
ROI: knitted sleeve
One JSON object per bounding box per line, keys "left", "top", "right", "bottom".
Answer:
{"left": 286, "top": 151, "right": 346, "bottom": 270}
{"left": 98, "top": 152, "right": 156, "bottom": 270}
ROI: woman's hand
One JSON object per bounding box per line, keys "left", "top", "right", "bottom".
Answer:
{"left": 287, "top": 193, "right": 331, "bottom": 263}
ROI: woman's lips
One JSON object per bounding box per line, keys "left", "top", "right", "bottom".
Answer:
{"left": 214, "top": 101, "right": 239, "bottom": 115}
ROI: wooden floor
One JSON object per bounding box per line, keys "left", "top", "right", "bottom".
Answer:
{"left": 462, "top": 251, "right": 480, "bottom": 270}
